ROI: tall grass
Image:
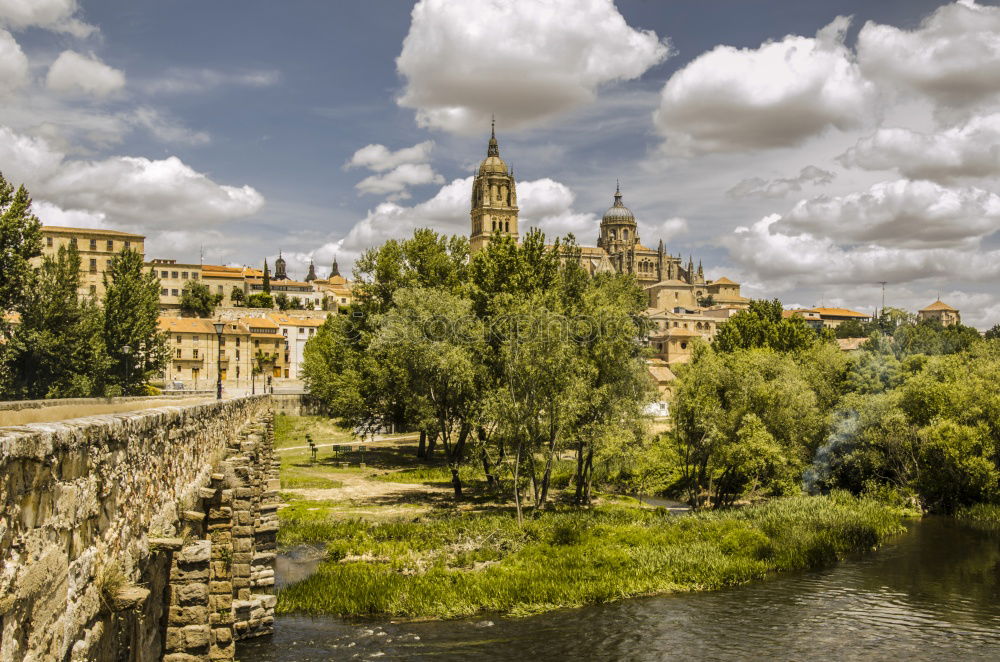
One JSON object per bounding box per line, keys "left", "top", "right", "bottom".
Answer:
{"left": 276, "top": 493, "right": 906, "bottom": 619}
{"left": 956, "top": 503, "right": 1000, "bottom": 530}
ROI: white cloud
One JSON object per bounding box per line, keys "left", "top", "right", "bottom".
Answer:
{"left": 46, "top": 51, "right": 125, "bottom": 98}
{"left": 355, "top": 163, "right": 444, "bottom": 198}
{"left": 31, "top": 199, "right": 106, "bottom": 228}
{"left": 0, "top": 125, "right": 264, "bottom": 229}
{"left": 347, "top": 141, "right": 435, "bottom": 172}
{"left": 728, "top": 165, "right": 835, "bottom": 199}
{"left": 639, "top": 217, "right": 688, "bottom": 244}
{"left": 0, "top": 0, "right": 95, "bottom": 38}
{"left": 142, "top": 68, "right": 280, "bottom": 95}
{"left": 839, "top": 113, "right": 1000, "bottom": 182}
{"left": 654, "top": 17, "right": 876, "bottom": 153}
{"left": 778, "top": 179, "right": 1000, "bottom": 249}
{"left": 396, "top": 0, "right": 669, "bottom": 134}
{"left": 724, "top": 213, "right": 1000, "bottom": 287}
{"left": 857, "top": 0, "right": 1000, "bottom": 110}
{"left": 0, "top": 29, "right": 26, "bottom": 95}
{"left": 128, "top": 107, "right": 210, "bottom": 146}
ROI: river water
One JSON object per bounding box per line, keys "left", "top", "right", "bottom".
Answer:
{"left": 239, "top": 518, "right": 1000, "bottom": 661}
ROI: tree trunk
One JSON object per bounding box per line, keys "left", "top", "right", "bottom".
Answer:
{"left": 583, "top": 446, "right": 594, "bottom": 505}
{"left": 513, "top": 441, "right": 524, "bottom": 526}
{"left": 538, "top": 425, "right": 558, "bottom": 508}
{"left": 426, "top": 431, "right": 438, "bottom": 458}
{"left": 417, "top": 430, "right": 427, "bottom": 459}
{"left": 574, "top": 439, "right": 586, "bottom": 505}
{"left": 446, "top": 423, "right": 471, "bottom": 500}
{"left": 526, "top": 451, "right": 540, "bottom": 507}
{"left": 481, "top": 448, "right": 497, "bottom": 490}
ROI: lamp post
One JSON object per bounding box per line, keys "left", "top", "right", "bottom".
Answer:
{"left": 122, "top": 345, "right": 131, "bottom": 394}
{"left": 213, "top": 321, "right": 225, "bottom": 400}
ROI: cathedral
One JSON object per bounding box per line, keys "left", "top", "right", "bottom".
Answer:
{"left": 469, "top": 125, "right": 747, "bottom": 311}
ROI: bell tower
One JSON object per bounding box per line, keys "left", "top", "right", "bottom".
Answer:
{"left": 470, "top": 119, "right": 518, "bottom": 253}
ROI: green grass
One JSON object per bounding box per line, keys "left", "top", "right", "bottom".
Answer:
{"left": 273, "top": 413, "right": 354, "bottom": 450}
{"left": 956, "top": 503, "right": 1000, "bottom": 530}
{"left": 276, "top": 492, "right": 907, "bottom": 619}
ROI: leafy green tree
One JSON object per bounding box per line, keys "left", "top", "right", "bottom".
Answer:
{"left": 835, "top": 318, "right": 866, "bottom": 338}
{"left": 985, "top": 324, "right": 1000, "bottom": 340}
{"left": 246, "top": 293, "right": 273, "bottom": 309}
{"left": 713, "top": 299, "right": 818, "bottom": 353}
{"left": 0, "top": 174, "right": 42, "bottom": 389}
{"left": 289, "top": 296, "right": 304, "bottom": 310}
{"left": 891, "top": 319, "right": 981, "bottom": 357}
{"left": 275, "top": 292, "right": 290, "bottom": 310}
{"left": 6, "top": 244, "right": 108, "bottom": 398}
{"left": 102, "top": 249, "right": 168, "bottom": 394}
{"left": 180, "top": 280, "right": 222, "bottom": 317}
{"left": 230, "top": 286, "right": 246, "bottom": 307}
{"left": 869, "top": 307, "right": 912, "bottom": 334}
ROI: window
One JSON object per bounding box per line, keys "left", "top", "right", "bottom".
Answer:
{"left": 282, "top": 329, "right": 288, "bottom": 336}
{"left": 309, "top": 329, "right": 315, "bottom": 336}
{"left": 176, "top": 349, "right": 182, "bottom": 358}
{"left": 193, "top": 349, "right": 199, "bottom": 359}
{"left": 235, "top": 338, "right": 240, "bottom": 347}
{"left": 255, "top": 340, "right": 260, "bottom": 347}
{"left": 192, "top": 336, "right": 199, "bottom": 343}
{"left": 235, "top": 350, "right": 240, "bottom": 360}
{"left": 192, "top": 273, "right": 199, "bottom": 280}
{"left": 89, "top": 239, "right": 97, "bottom": 250}
{"left": 161, "top": 288, "right": 168, "bottom": 295}
{"left": 89, "top": 285, "right": 97, "bottom": 296}
{"left": 161, "top": 270, "right": 168, "bottom": 278}
{"left": 70, "top": 237, "right": 78, "bottom": 248}
{"left": 181, "top": 271, "right": 188, "bottom": 279}
{"left": 298, "top": 327, "right": 304, "bottom": 334}
{"left": 124, "top": 241, "right": 131, "bottom": 250}
{"left": 172, "top": 271, "right": 178, "bottom": 279}
{"left": 217, "top": 285, "right": 223, "bottom": 294}
{"left": 220, "top": 337, "right": 226, "bottom": 346}
{"left": 106, "top": 240, "right": 113, "bottom": 251}
{"left": 176, "top": 336, "right": 182, "bottom": 342}
{"left": 46, "top": 236, "right": 53, "bottom": 247}
{"left": 171, "top": 289, "right": 178, "bottom": 296}
{"left": 89, "top": 258, "right": 97, "bottom": 273}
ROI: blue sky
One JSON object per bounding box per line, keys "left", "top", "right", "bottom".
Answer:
{"left": 2, "top": 0, "right": 1000, "bottom": 326}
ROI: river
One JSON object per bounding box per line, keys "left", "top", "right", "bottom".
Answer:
{"left": 238, "top": 518, "right": 1000, "bottom": 661}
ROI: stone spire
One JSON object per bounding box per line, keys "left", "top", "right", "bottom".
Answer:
{"left": 488, "top": 114, "right": 499, "bottom": 157}
{"left": 687, "top": 255, "right": 694, "bottom": 284}
{"left": 330, "top": 254, "right": 340, "bottom": 279}
{"left": 305, "top": 259, "right": 317, "bottom": 282}
{"left": 274, "top": 251, "right": 288, "bottom": 280}
{"left": 697, "top": 259, "right": 704, "bottom": 282}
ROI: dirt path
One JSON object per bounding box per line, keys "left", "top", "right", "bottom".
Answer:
{"left": 276, "top": 433, "right": 420, "bottom": 453}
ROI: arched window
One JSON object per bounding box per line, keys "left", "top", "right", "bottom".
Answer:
{"left": 610, "top": 229, "right": 617, "bottom": 240}
{"left": 492, "top": 220, "right": 496, "bottom": 231}
{"left": 623, "top": 229, "right": 629, "bottom": 240}
{"left": 505, "top": 221, "right": 509, "bottom": 232}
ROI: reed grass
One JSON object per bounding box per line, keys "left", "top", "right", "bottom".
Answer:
{"left": 956, "top": 503, "right": 1000, "bottom": 530}
{"left": 276, "top": 492, "right": 906, "bottom": 619}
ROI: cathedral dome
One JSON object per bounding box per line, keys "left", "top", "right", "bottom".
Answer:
{"left": 602, "top": 184, "right": 635, "bottom": 224}
{"left": 478, "top": 120, "right": 509, "bottom": 175}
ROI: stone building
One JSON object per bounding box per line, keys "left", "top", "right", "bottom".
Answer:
{"left": 240, "top": 316, "right": 289, "bottom": 379}
{"left": 646, "top": 308, "right": 720, "bottom": 365}
{"left": 269, "top": 312, "right": 324, "bottom": 379}
{"left": 918, "top": 300, "right": 961, "bottom": 326}
{"left": 467, "top": 127, "right": 745, "bottom": 308}
{"left": 159, "top": 317, "right": 254, "bottom": 391}
{"left": 149, "top": 259, "right": 203, "bottom": 308}
{"left": 39, "top": 225, "right": 145, "bottom": 299}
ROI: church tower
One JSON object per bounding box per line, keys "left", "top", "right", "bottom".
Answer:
{"left": 470, "top": 120, "right": 518, "bottom": 253}
{"left": 597, "top": 183, "right": 639, "bottom": 255}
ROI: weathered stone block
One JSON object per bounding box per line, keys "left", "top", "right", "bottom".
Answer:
{"left": 180, "top": 540, "right": 211, "bottom": 563}
{"left": 176, "top": 583, "right": 208, "bottom": 605}
{"left": 209, "top": 581, "right": 233, "bottom": 595}
{"left": 182, "top": 624, "right": 210, "bottom": 649}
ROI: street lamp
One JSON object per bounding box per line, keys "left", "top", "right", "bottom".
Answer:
{"left": 213, "top": 321, "right": 225, "bottom": 400}
{"left": 122, "top": 344, "right": 131, "bottom": 394}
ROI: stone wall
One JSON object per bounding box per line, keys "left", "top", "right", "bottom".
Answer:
{"left": 0, "top": 396, "right": 278, "bottom": 662}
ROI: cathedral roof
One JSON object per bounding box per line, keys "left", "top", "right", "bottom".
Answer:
{"left": 478, "top": 120, "right": 509, "bottom": 175}
{"left": 919, "top": 300, "right": 958, "bottom": 312}
{"left": 602, "top": 183, "right": 635, "bottom": 224}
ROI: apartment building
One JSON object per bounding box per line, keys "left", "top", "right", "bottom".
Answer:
{"left": 40, "top": 226, "right": 145, "bottom": 299}
{"left": 149, "top": 259, "right": 203, "bottom": 308}
{"left": 269, "top": 312, "right": 325, "bottom": 379}
{"left": 239, "top": 317, "right": 289, "bottom": 379}
{"left": 159, "top": 318, "right": 253, "bottom": 391}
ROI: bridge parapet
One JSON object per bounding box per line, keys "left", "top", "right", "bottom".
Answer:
{"left": 0, "top": 396, "right": 277, "bottom": 662}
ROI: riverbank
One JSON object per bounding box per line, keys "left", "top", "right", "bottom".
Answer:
{"left": 270, "top": 414, "right": 908, "bottom": 619}
{"left": 276, "top": 494, "right": 906, "bottom": 619}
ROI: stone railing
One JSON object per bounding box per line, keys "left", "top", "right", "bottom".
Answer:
{"left": 0, "top": 396, "right": 279, "bottom": 662}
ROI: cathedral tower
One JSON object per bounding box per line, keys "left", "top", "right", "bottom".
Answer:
{"left": 597, "top": 183, "right": 639, "bottom": 255}
{"left": 470, "top": 120, "right": 518, "bottom": 253}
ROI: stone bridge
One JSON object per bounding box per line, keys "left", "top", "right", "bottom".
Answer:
{"left": 0, "top": 396, "right": 281, "bottom": 661}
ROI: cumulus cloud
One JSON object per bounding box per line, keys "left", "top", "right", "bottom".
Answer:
{"left": 0, "top": 125, "right": 264, "bottom": 229}
{"left": 355, "top": 163, "right": 444, "bottom": 198}
{"left": 396, "top": 0, "right": 670, "bottom": 134}
{"left": 857, "top": 0, "right": 1000, "bottom": 110}
{"left": 46, "top": 51, "right": 125, "bottom": 98}
{"left": 0, "top": 29, "right": 27, "bottom": 95}
{"left": 724, "top": 214, "right": 1000, "bottom": 286}
{"left": 347, "top": 141, "right": 443, "bottom": 198}
{"left": 728, "top": 165, "right": 835, "bottom": 199}
{"left": 777, "top": 179, "right": 1000, "bottom": 249}
{"left": 0, "top": 0, "right": 95, "bottom": 37}
{"left": 347, "top": 141, "right": 435, "bottom": 172}
{"left": 654, "top": 17, "right": 876, "bottom": 153}
{"left": 839, "top": 113, "right": 1000, "bottom": 182}
{"left": 639, "top": 217, "right": 688, "bottom": 243}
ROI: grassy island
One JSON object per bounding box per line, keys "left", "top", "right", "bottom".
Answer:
{"left": 271, "top": 415, "right": 909, "bottom": 620}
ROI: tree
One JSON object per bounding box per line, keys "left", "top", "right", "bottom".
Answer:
{"left": 102, "top": 249, "right": 168, "bottom": 394}
{"left": 835, "top": 318, "right": 866, "bottom": 338}
{"left": 180, "top": 280, "right": 222, "bottom": 317}
{"left": 246, "top": 293, "right": 273, "bottom": 309}
{"left": 0, "top": 174, "right": 42, "bottom": 389}
{"left": 275, "top": 292, "right": 290, "bottom": 310}
{"left": 713, "top": 299, "right": 819, "bottom": 353}
{"left": 5, "top": 244, "right": 108, "bottom": 398}
{"left": 262, "top": 259, "right": 271, "bottom": 294}
{"left": 230, "top": 286, "right": 246, "bottom": 307}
